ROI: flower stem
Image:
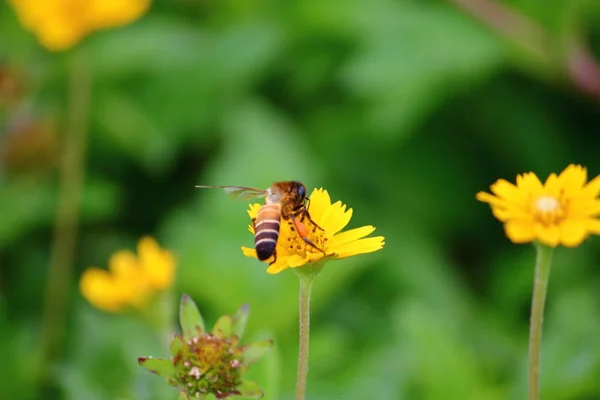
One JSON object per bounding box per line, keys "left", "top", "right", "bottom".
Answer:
{"left": 528, "top": 243, "right": 554, "bottom": 400}
{"left": 40, "top": 50, "right": 90, "bottom": 380}
{"left": 295, "top": 273, "right": 315, "bottom": 400}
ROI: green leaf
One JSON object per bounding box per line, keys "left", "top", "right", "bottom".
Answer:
{"left": 236, "top": 380, "right": 264, "bottom": 399}
{"left": 137, "top": 357, "right": 176, "bottom": 379}
{"left": 179, "top": 294, "right": 205, "bottom": 338}
{"left": 242, "top": 340, "right": 273, "bottom": 366}
{"left": 212, "top": 315, "right": 232, "bottom": 338}
{"left": 178, "top": 390, "right": 190, "bottom": 400}
{"left": 170, "top": 335, "right": 185, "bottom": 357}
{"left": 231, "top": 304, "right": 250, "bottom": 339}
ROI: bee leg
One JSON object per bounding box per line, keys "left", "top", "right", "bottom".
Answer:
{"left": 268, "top": 249, "right": 278, "bottom": 266}
{"left": 306, "top": 213, "right": 324, "bottom": 232}
{"left": 302, "top": 208, "right": 324, "bottom": 232}
{"left": 291, "top": 214, "right": 327, "bottom": 255}
{"left": 293, "top": 201, "right": 324, "bottom": 232}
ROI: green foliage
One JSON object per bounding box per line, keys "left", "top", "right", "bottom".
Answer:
{"left": 139, "top": 295, "right": 271, "bottom": 399}
{"left": 138, "top": 358, "right": 176, "bottom": 380}
{"left": 180, "top": 293, "right": 206, "bottom": 338}
{"left": 2, "top": 0, "right": 600, "bottom": 399}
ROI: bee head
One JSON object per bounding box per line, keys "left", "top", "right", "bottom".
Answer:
{"left": 292, "top": 181, "right": 307, "bottom": 204}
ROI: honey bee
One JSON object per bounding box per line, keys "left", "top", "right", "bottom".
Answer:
{"left": 196, "top": 181, "right": 326, "bottom": 263}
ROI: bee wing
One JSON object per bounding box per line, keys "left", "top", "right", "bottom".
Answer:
{"left": 195, "top": 185, "right": 268, "bottom": 200}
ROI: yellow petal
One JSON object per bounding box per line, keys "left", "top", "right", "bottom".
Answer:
{"left": 328, "top": 225, "right": 376, "bottom": 247}
{"left": 491, "top": 207, "right": 510, "bottom": 222}
{"left": 504, "top": 220, "right": 535, "bottom": 243}
{"left": 543, "top": 173, "right": 561, "bottom": 198}
{"left": 247, "top": 204, "right": 262, "bottom": 220}
{"left": 109, "top": 250, "right": 139, "bottom": 278}
{"left": 9, "top": 0, "right": 88, "bottom": 51}
{"left": 79, "top": 268, "right": 124, "bottom": 312}
{"left": 266, "top": 258, "right": 292, "bottom": 274}
{"left": 534, "top": 223, "right": 560, "bottom": 247}
{"left": 147, "top": 252, "right": 175, "bottom": 289}
{"left": 330, "top": 236, "right": 385, "bottom": 258}
{"left": 9, "top": 0, "right": 149, "bottom": 52}
{"left": 108, "top": 250, "right": 149, "bottom": 307}
{"left": 586, "top": 219, "right": 600, "bottom": 234}
{"left": 516, "top": 172, "right": 543, "bottom": 194}
{"left": 305, "top": 188, "right": 331, "bottom": 223}
{"left": 284, "top": 255, "right": 308, "bottom": 268}
{"left": 138, "top": 236, "right": 160, "bottom": 254}
{"left": 87, "top": 0, "right": 150, "bottom": 28}
{"left": 558, "top": 164, "right": 586, "bottom": 197}
{"left": 241, "top": 246, "right": 258, "bottom": 259}
{"left": 305, "top": 252, "right": 328, "bottom": 263}
{"left": 476, "top": 191, "right": 511, "bottom": 208}
{"left": 490, "top": 204, "right": 531, "bottom": 222}
{"left": 567, "top": 198, "right": 600, "bottom": 218}
{"left": 559, "top": 220, "right": 588, "bottom": 247}
{"left": 490, "top": 179, "right": 526, "bottom": 204}
{"left": 319, "top": 201, "right": 353, "bottom": 235}
{"left": 138, "top": 237, "right": 175, "bottom": 290}
{"left": 581, "top": 174, "right": 600, "bottom": 198}
{"left": 35, "top": 22, "right": 86, "bottom": 51}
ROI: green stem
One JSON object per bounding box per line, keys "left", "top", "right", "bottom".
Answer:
{"left": 294, "top": 272, "right": 315, "bottom": 400}
{"left": 528, "top": 243, "right": 554, "bottom": 400}
{"left": 40, "top": 50, "right": 90, "bottom": 379}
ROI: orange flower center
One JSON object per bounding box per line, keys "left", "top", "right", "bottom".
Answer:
{"left": 282, "top": 216, "right": 329, "bottom": 258}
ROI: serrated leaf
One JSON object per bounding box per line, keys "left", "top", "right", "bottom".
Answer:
{"left": 170, "top": 335, "right": 185, "bottom": 357}
{"left": 138, "top": 357, "right": 176, "bottom": 379}
{"left": 212, "top": 315, "right": 232, "bottom": 338}
{"left": 236, "top": 380, "right": 264, "bottom": 399}
{"left": 242, "top": 340, "right": 273, "bottom": 365}
{"left": 179, "top": 293, "right": 205, "bottom": 338}
{"left": 232, "top": 304, "right": 250, "bottom": 339}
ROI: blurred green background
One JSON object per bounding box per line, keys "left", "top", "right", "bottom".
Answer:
{"left": 3, "top": 0, "right": 600, "bottom": 399}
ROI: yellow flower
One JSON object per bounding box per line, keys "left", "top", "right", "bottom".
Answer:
{"left": 80, "top": 237, "right": 175, "bottom": 312}
{"left": 9, "top": 0, "right": 150, "bottom": 51}
{"left": 476, "top": 164, "right": 600, "bottom": 247}
{"left": 241, "top": 188, "right": 385, "bottom": 274}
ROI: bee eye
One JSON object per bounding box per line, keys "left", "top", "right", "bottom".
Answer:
{"left": 298, "top": 185, "right": 306, "bottom": 200}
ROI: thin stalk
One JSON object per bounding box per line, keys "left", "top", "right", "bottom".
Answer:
{"left": 449, "top": 0, "right": 600, "bottom": 97}
{"left": 295, "top": 274, "right": 314, "bottom": 400}
{"left": 40, "top": 50, "right": 90, "bottom": 378}
{"left": 528, "top": 243, "right": 554, "bottom": 400}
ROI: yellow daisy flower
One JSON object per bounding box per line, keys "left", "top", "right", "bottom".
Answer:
{"left": 476, "top": 164, "right": 600, "bottom": 247}
{"left": 9, "top": 0, "right": 150, "bottom": 51}
{"left": 241, "top": 188, "right": 385, "bottom": 274}
{"left": 80, "top": 236, "right": 175, "bottom": 312}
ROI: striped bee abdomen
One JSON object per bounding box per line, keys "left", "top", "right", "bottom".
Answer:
{"left": 254, "top": 204, "right": 281, "bottom": 260}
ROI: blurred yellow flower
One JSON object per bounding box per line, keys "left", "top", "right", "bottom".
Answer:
{"left": 476, "top": 164, "right": 600, "bottom": 247}
{"left": 9, "top": 0, "right": 150, "bottom": 51}
{"left": 242, "top": 188, "right": 385, "bottom": 274}
{"left": 80, "top": 237, "right": 175, "bottom": 312}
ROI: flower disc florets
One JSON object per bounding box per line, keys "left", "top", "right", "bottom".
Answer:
{"left": 139, "top": 295, "right": 271, "bottom": 400}
{"left": 173, "top": 334, "right": 244, "bottom": 399}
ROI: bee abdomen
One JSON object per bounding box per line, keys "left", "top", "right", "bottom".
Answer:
{"left": 254, "top": 205, "right": 281, "bottom": 260}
